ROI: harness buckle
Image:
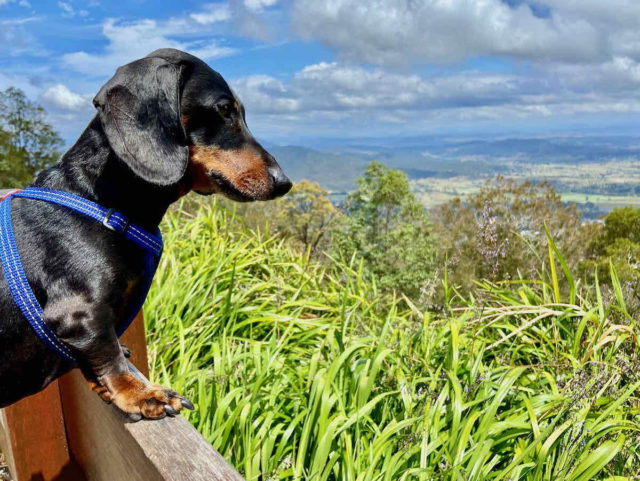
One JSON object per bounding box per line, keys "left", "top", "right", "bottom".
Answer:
{"left": 102, "top": 208, "right": 130, "bottom": 234}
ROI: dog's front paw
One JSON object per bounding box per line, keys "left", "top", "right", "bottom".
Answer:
{"left": 88, "top": 379, "right": 114, "bottom": 403}
{"left": 100, "top": 373, "right": 194, "bottom": 420}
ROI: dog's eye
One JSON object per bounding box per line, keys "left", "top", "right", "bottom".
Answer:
{"left": 217, "top": 102, "right": 233, "bottom": 119}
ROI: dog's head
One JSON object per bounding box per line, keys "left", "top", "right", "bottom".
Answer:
{"left": 93, "top": 48, "right": 291, "bottom": 201}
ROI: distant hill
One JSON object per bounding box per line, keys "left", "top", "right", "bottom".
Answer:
{"left": 268, "top": 135, "right": 640, "bottom": 203}
{"left": 269, "top": 145, "right": 368, "bottom": 192}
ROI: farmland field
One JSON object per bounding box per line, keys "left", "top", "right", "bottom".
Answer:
{"left": 412, "top": 159, "right": 640, "bottom": 215}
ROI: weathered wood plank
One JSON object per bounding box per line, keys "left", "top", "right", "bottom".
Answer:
{"left": 0, "top": 408, "right": 17, "bottom": 479}
{"left": 60, "top": 312, "right": 243, "bottom": 481}
{"left": 59, "top": 367, "right": 244, "bottom": 481}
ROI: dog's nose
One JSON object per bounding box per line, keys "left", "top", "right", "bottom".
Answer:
{"left": 268, "top": 165, "right": 292, "bottom": 198}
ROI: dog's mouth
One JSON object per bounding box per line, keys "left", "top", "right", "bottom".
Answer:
{"left": 199, "top": 171, "right": 258, "bottom": 202}
{"left": 186, "top": 145, "right": 290, "bottom": 201}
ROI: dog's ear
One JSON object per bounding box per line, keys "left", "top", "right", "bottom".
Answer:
{"left": 93, "top": 57, "right": 188, "bottom": 186}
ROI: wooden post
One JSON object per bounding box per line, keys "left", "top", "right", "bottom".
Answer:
{"left": 0, "top": 311, "right": 244, "bottom": 480}
{"left": 0, "top": 380, "right": 81, "bottom": 481}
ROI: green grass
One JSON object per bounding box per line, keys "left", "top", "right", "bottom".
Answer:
{"left": 144, "top": 197, "right": 640, "bottom": 480}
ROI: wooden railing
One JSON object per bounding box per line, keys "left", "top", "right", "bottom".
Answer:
{"left": 0, "top": 190, "right": 244, "bottom": 481}
{"left": 0, "top": 313, "right": 244, "bottom": 481}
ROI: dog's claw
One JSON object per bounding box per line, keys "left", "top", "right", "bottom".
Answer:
{"left": 164, "top": 405, "right": 176, "bottom": 417}
{"left": 181, "top": 399, "right": 195, "bottom": 410}
{"left": 129, "top": 413, "right": 142, "bottom": 422}
{"left": 120, "top": 344, "right": 131, "bottom": 358}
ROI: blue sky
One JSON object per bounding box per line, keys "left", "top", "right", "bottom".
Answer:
{"left": 1, "top": 0, "right": 640, "bottom": 146}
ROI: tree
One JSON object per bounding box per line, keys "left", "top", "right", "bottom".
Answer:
{"left": 580, "top": 206, "right": 640, "bottom": 312}
{"left": 272, "top": 180, "right": 337, "bottom": 255}
{"left": 586, "top": 206, "right": 640, "bottom": 252}
{"left": 432, "top": 177, "right": 599, "bottom": 294}
{"left": 331, "top": 161, "right": 437, "bottom": 300}
{"left": 222, "top": 180, "right": 338, "bottom": 257}
{"left": 0, "top": 87, "right": 63, "bottom": 187}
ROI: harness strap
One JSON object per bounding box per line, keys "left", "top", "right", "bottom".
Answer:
{"left": 14, "top": 188, "right": 163, "bottom": 257}
{"left": 0, "top": 188, "right": 163, "bottom": 363}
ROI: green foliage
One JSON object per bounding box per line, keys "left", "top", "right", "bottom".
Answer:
{"left": 331, "top": 161, "right": 437, "bottom": 300}
{"left": 228, "top": 180, "right": 338, "bottom": 257}
{"left": 581, "top": 207, "right": 640, "bottom": 315}
{"left": 591, "top": 207, "right": 640, "bottom": 247}
{"left": 0, "top": 87, "right": 63, "bottom": 187}
{"left": 433, "top": 177, "right": 600, "bottom": 296}
{"left": 145, "top": 197, "right": 640, "bottom": 480}
{"left": 272, "top": 180, "right": 337, "bottom": 254}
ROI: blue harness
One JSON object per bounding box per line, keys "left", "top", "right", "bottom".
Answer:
{"left": 0, "top": 187, "right": 163, "bottom": 363}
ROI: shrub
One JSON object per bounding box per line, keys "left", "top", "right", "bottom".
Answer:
{"left": 581, "top": 206, "right": 640, "bottom": 316}
{"left": 432, "top": 177, "right": 600, "bottom": 296}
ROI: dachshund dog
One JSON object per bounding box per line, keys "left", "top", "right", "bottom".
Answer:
{"left": 0, "top": 48, "right": 291, "bottom": 418}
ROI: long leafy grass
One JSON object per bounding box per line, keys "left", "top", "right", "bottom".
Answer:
{"left": 144, "top": 198, "right": 640, "bottom": 480}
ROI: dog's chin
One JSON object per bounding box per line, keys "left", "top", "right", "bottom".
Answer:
{"left": 203, "top": 171, "right": 272, "bottom": 202}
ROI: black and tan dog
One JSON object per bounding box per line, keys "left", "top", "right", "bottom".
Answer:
{"left": 0, "top": 48, "right": 291, "bottom": 418}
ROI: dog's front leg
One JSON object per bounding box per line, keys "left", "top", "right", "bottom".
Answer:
{"left": 81, "top": 331, "right": 192, "bottom": 419}
{"left": 47, "top": 301, "right": 192, "bottom": 419}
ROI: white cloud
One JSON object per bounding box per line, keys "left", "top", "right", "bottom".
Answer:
{"left": 0, "top": 16, "right": 47, "bottom": 57}
{"left": 58, "top": 1, "right": 73, "bottom": 14}
{"left": 274, "top": 0, "right": 640, "bottom": 137}
{"left": 0, "top": 73, "right": 94, "bottom": 144}
{"left": 243, "top": 0, "right": 278, "bottom": 12}
{"left": 543, "top": 1, "right": 640, "bottom": 28}
{"left": 62, "top": 18, "right": 236, "bottom": 77}
{"left": 0, "top": 71, "right": 42, "bottom": 98}
{"left": 41, "top": 84, "right": 92, "bottom": 112}
{"left": 190, "top": 3, "right": 231, "bottom": 24}
{"left": 290, "top": 0, "right": 638, "bottom": 66}
{"left": 233, "top": 74, "right": 300, "bottom": 112}
{"left": 231, "top": 59, "right": 640, "bottom": 137}
{"left": 235, "top": 62, "right": 524, "bottom": 114}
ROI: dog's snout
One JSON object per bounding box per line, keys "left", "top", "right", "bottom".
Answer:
{"left": 267, "top": 165, "right": 292, "bottom": 198}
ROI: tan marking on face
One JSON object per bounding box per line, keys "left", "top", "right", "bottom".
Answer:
{"left": 187, "top": 145, "right": 272, "bottom": 199}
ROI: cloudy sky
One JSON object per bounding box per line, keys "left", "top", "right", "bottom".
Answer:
{"left": 1, "top": 0, "right": 640, "bottom": 145}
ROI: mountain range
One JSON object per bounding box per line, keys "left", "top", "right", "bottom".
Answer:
{"left": 269, "top": 135, "right": 640, "bottom": 192}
